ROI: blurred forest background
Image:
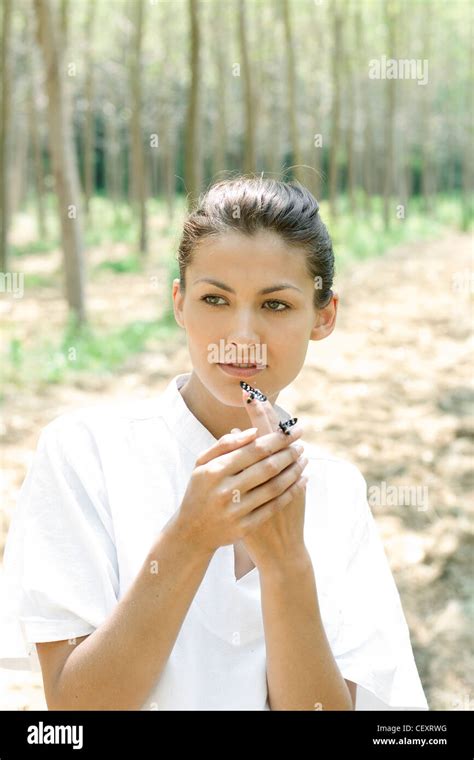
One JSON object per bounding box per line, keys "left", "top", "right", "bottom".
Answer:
{"left": 0, "top": 0, "right": 473, "bottom": 710}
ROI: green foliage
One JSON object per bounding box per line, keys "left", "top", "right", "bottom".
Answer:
{"left": 8, "top": 338, "right": 23, "bottom": 368}
{"left": 23, "top": 273, "right": 56, "bottom": 288}
{"left": 94, "top": 256, "right": 142, "bottom": 274}
{"left": 11, "top": 239, "right": 59, "bottom": 257}
{"left": 2, "top": 313, "right": 180, "bottom": 390}
{"left": 326, "top": 194, "right": 470, "bottom": 271}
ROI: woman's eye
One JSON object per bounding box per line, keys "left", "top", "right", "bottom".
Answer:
{"left": 264, "top": 300, "right": 289, "bottom": 312}
{"left": 201, "top": 295, "right": 290, "bottom": 312}
{"left": 201, "top": 295, "right": 227, "bottom": 306}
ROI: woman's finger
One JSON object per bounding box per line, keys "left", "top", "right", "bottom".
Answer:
{"left": 211, "top": 423, "right": 304, "bottom": 476}
{"left": 195, "top": 427, "right": 258, "bottom": 467}
{"left": 242, "top": 386, "right": 276, "bottom": 435}
{"left": 243, "top": 385, "right": 299, "bottom": 439}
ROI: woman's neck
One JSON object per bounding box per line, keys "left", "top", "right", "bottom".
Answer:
{"left": 179, "top": 371, "right": 283, "bottom": 440}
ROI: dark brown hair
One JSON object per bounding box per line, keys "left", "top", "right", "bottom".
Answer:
{"left": 177, "top": 176, "right": 335, "bottom": 309}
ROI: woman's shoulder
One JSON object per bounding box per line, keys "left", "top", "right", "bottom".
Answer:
{"left": 39, "top": 394, "right": 169, "bottom": 440}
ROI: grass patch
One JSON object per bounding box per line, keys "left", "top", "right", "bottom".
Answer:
{"left": 324, "top": 194, "right": 468, "bottom": 272}
{"left": 11, "top": 239, "right": 59, "bottom": 257}
{"left": 1, "top": 310, "right": 180, "bottom": 390}
{"left": 24, "top": 273, "right": 56, "bottom": 288}
{"left": 93, "top": 256, "right": 143, "bottom": 274}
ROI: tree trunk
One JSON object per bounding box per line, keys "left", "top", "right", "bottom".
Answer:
{"left": 129, "top": 0, "right": 148, "bottom": 254}
{"left": 212, "top": 0, "right": 228, "bottom": 180}
{"left": 383, "top": 0, "right": 397, "bottom": 230}
{"left": 356, "top": 5, "right": 373, "bottom": 215}
{"left": 304, "top": 0, "right": 325, "bottom": 199}
{"left": 420, "top": 11, "right": 433, "bottom": 214}
{"left": 160, "top": 1, "right": 176, "bottom": 219}
{"left": 28, "top": 83, "right": 47, "bottom": 239}
{"left": 282, "top": 0, "right": 303, "bottom": 183}
{"left": 329, "top": 0, "right": 343, "bottom": 218}
{"left": 60, "top": 0, "right": 68, "bottom": 47}
{"left": 27, "top": 12, "right": 47, "bottom": 240}
{"left": 0, "top": 0, "right": 12, "bottom": 272}
{"left": 238, "top": 0, "right": 255, "bottom": 174}
{"left": 164, "top": 119, "right": 176, "bottom": 220}
{"left": 104, "top": 103, "right": 120, "bottom": 208}
{"left": 10, "top": 113, "right": 29, "bottom": 217}
{"left": 344, "top": 4, "right": 356, "bottom": 214}
{"left": 83, "top": 0, "right": 96, "bottom": 215}
{"left": 184, "top": 0, "right": 201, "bottom": 209}
{"left": 34, "top": 0, "right": 87, "bottom": 324}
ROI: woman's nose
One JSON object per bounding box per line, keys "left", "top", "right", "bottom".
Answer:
{"left": 226, "top": 307, "right": 261, "bottom": 342}
{"left": 226, "top": 327, "right": 260, "bottom": 348}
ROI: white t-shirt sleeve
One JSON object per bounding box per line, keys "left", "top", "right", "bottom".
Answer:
{"left": 0, "top": 415, "right": 120, "bottom": 673}
{"left": 328, "top": 463, "right": 429, "bottom": 710}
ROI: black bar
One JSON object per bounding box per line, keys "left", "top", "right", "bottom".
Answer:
{"left": 0, "top": 709, "right": 470, "bottom": 757}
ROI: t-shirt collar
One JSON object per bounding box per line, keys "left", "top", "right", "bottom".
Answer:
{"left": 160, "top": 373, "right": 218, "bottom": 457}
{"left": 160, "top": 371, "right": 291, "bottom": 459}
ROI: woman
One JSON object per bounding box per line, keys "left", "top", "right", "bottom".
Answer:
{"left": 0, "top": 177, "right": 428, "bottom": 711}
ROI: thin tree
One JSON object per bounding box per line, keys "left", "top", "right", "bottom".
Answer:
{"left": 184, "top": 0, "right": 201, "bottom": 209}
{"left": 34, "top": 0, "right": 86, "bottom": 324}
{"left": 344, "top": 1, "right": 356, "bottom": 214}
{"left": 212, "top": 0, "right": 229, "bottom": 179}
{"left": 305, "top": 0, "right": 325, "bottom": 200}
{"left": 282, "top": 0, "right": 303, "bottom": 182}
{"left": 27, "top": 12, "right": 46, "bottom": 239}
{"left": 160, "top": 0, "right": 177, "bottom": 219}
{"left": 260, "top": 3, "right": 282, "bottom": 178}
{"left": 356, "top": 3, "right": 373, "bottom": 215}
{"left": 129, "top": 0, "right": 148, "bottom": 254}
{"left": 83, "top": 0, "right": 96, "bottom": 215}
{"left": 0, "top": 0, "right": 12, "bottom": 272}
{"left": 238, "top": 0, "right": 255, "bottom": 174}
{"left": 383, "top": 0, "right": 397, "bottom": 230}
{"left": 420, "top": 9, "right": 433, "bottom": 214}
{"left": 329, "top": 0, "right": 342, "bottom": 218}
{"left": 103, "top": 101, "right": 120, "bottom": 209}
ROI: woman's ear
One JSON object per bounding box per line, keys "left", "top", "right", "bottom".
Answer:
{"left": 172, "top": 278, "right": 185, "bottom": 329}
{"left": 310, "top": 292, "right": 339, "bottom": 341}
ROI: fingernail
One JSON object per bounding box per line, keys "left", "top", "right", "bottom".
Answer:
{"left": 300, "top": 475, "right": 309, "bottom": 487}
{"left": 293, "top": 443, "right": 304, "bottom": 455}
{"left": 279, "top": 417, "right": 298, "bottom": 435}
{"left": 240, "top": 381, "right": 267, "bottom": 402}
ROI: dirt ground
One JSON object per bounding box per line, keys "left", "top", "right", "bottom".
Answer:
{"left": 0, "top": 231, "right": 472, "bottom": 710}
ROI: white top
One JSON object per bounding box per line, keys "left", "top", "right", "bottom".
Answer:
{"left": 0, "top": 372, "right": 429, "bottom": 710}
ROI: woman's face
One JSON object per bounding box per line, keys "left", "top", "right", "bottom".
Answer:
{"left": 172, "top": 229, "right": 338, "bottom": 407}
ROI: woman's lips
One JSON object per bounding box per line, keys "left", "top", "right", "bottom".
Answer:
{"left": 217, "top": 363, "right": 266, "bottom": 378}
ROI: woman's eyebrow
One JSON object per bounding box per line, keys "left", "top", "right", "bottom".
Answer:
{"left": 192, "top": 277, "right": 303, "bottom": 294}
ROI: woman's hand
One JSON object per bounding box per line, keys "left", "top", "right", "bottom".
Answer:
{"left": 174, "top": 423, "right": 307, "bottom": 557}
{"left": 230, "top": 387, "right": 309, "bottom": 573}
